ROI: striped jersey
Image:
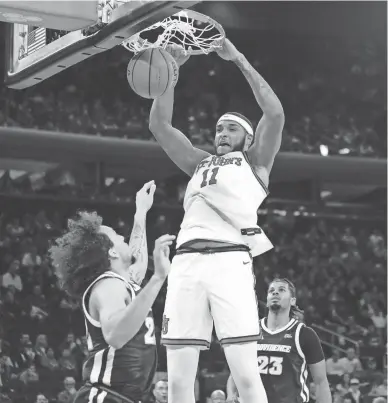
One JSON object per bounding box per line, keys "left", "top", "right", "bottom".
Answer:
{"left": 176, "top": 151, "right": 273, "bottom": 257}
{"left": 258, "top": 318, "right": 309, "bottom": 403}
{"left": 81, "top": 271, "right": 157, "bottom": 401}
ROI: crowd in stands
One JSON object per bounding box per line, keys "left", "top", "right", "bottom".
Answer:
{"left": 0, "top": 31, "right": 386, "bottom": 158}
{"left": 0, "top": 194, "right": 386, "bottom": 402}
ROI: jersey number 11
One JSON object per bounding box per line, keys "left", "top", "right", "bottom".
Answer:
{"left": 200, "top": 168, "right": 220, "bottom": 188}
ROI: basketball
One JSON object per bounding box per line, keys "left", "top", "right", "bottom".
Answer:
{"left": 127, "top": 48, "right": 179, "bottom": 99}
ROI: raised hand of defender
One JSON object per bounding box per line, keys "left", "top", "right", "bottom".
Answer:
{"left": 216, "top": 38, "right": 241, "bottom": 62}
{"left": 136, "top": 180, "right": 156, "bottom": 213}
{"left": 153, "top": 234, "right": 176, "bottom": 280}
{"left": 166, "top": 44, "right": 190, "bottom": 66}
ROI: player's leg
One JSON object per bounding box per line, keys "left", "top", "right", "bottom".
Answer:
{"left": 166, "top": 346, "right": 200, "bottom": 403}
{"left": 161, "top": 253, "right": 213, "bottom": 403}
{"left": 224, "top": 343, "right": 267, "bottom": 403}
{"left": 208, "top": 251, "right": 267, "bottom": 403}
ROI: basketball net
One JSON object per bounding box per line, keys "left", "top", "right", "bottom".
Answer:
{"left": 121, "top": 10, "right": 225, "bottom": 55}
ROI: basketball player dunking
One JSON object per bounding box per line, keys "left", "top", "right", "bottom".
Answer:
{"left": 227, "top": 278, "right": 332, "bottom": 403}
{"left": 149, "top": 38, "right": 285, "bottom": 403}
{"left": 50, "top": 181, "right": 175, "bottom": 403}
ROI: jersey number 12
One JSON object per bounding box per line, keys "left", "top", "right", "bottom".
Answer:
{"left": 200, "top": 168, "right": 219, "bottom": 188}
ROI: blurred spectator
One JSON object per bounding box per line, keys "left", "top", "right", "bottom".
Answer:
{"left": 373, "top": 398, "right": 387, "bottom": 403}
{"left": 210, "top": 389, "right": 226, "bottom": 403}
{"left": 57, "top": 376, "right": 78, "bottom": 403}
{"left": 39, "top": 347, "right": 59, "bottom": 371}
{"left": 336, "top": 374, "right": 352, "bottom": 397}
{"left": 2, "top": 260, "right": 23, "bottom": 292}
{"left": 34, "top": 334, "right": 49, "bottom": 356}
{"left": 326, "top": 350, "right": 347, "bottom": 377}
{"left": 338, "top": 348, "right": 363, "bottom": 375}
{"left": 153, "top": 379, "right": 168, "bottom": 403}
{"left": 35, "top": 394, "right": 49, "bottom": 403}
{"left": 58, "top": 349, "right": 78, "bottom": 377}
{"left": 59, "top": 332, "right": 81, "bottom": 356}
{"left": 369, "top": 376, "right": 388, "bottom": 398}
{"left": 344, "top": 378, "right": 362, "bottom": 403}
{"left": 27, "top": 284, "right": 49, "bottom": 323}
{"left": 15, "top": 341, "right": 36, "bottom": 370}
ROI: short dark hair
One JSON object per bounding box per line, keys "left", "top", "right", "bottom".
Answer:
{"left": 49, "top": 211, "right": 113, "bottom": 299}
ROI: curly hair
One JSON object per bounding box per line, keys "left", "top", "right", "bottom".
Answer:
{"left": 49, "top": 211, "right": 113, "bottom": 299}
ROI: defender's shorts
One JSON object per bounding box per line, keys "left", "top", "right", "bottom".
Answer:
{"left": 161, "top": 250, "right": 260, "bottom": 348}
{"left": 73, "top": 383, "right": 138, "bottom": 403}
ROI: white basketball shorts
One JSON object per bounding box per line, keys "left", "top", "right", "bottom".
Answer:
{"left": 161, "top": 250, "right": 261, "bottom": 349}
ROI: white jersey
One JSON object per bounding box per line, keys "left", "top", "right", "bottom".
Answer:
{"left": 176, "top": 151, "right": 273, "bottom": 257}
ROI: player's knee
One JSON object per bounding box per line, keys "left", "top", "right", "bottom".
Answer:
{"left": 233, "top": 373, "right": 258, "bottom": 391}
{"left": 166, "top": 345, "right": 199, "bottom": 391}
{"left": 168, "top": 373, "right": 191, "bottom": 391}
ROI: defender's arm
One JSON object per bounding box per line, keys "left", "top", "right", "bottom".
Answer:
{"left": 233, "top": 53, "right": 284, "bottom": 180}
{"left": 92, "top": 276, "right": 164, "bottom": 349}
{"left": 127, "top": 181, "right": 156, "bottom": 285}
{"left": 127, "top": 210, "right": 148, "bottom": 285}
{"left": 149, "top": 87, "right": 210, "bottom": 177}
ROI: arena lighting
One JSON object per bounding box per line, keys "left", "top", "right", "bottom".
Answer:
{"left": 319, "top": 144, "right": 329, "bottom": 156}
{"left": 339, "top": 148, "right": 351, "bottom": 155}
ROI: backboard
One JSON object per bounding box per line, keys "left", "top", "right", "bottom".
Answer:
{"left": 3, "top": 0, "right": 201, "bottom": 90}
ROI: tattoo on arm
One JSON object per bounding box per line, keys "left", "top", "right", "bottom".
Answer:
{"left": 234, "top": 55, "right": 283, "bottom": 116}
{"left": 128, "top": 214, "right": 148, "bottom": 284}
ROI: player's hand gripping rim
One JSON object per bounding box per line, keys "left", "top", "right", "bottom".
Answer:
{"left": 165, "top": 44, "right": 191, "bottom": 66}
{"left": 153, "top": 234, "right": 176, "bottom": 280}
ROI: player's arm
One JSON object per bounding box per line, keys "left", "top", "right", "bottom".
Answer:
{"left": 301, "top": 326, "right": 332, "bottom": 403}
{"left": 149, "top": 47, "right": 211, "bottom": 176}
{"left": 127, "top": 181, "right": 156, "bottom": 285}
{"left": 91, "top": 235, "right": 175, "bottom": 349}
{"left": 149, "top": 87, "right": 210, "bottom": 176}
{"left": 217, "top": 39, "right": 284, "bottom": 183}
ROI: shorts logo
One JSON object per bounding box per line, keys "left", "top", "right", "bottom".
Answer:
{"left": 162, "top": 315, "right": 170, "bottom": 335}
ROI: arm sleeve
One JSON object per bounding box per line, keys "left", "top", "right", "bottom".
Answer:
{"left": 299, "top": 326, "right": 325, "bottom": 364}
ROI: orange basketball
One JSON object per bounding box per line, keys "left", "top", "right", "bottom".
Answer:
{"left": 127, "top": 48, "right": 179, "bottom": 99}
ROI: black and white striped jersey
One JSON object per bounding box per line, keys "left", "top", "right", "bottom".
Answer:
{"left": 81, "top": 271, "right": 157, "bottom": 401}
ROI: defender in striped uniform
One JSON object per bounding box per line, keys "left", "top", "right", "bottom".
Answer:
{"left": 149, "top": 39, "right": 285, "bottom": 403}
{"left": 227, "top": 278, "right": 332, "bottom": 403}
{"left": 50, "top": 181, "right": 175, "bottom": 403}
{"left": 79, "top": 271, "right": 157, "bottom": 402}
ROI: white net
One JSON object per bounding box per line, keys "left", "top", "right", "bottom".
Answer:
{"left": 122, "top": 10, "right": 225, "bottom": 55}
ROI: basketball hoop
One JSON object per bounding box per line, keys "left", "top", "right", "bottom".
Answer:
{"left": 121, "top": 9, "right": 225, "bottom": 55}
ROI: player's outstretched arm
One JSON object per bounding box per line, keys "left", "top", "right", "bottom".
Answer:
{"left": 149, "top": 47, "right": 210, "bottom": 177}
{"left": 91, "top": 234, "right": 175, "bottom": 349}
{"left": 127, "top": 181, "right": 156, "bottom": 285}
{"left": 217, "top": 39, "right": 284, "bottom": 182}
